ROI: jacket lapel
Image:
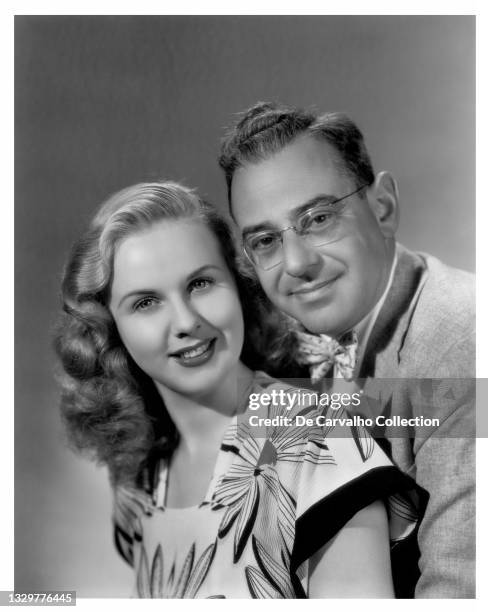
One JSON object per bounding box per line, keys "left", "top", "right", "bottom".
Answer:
{"left": 359, "top": 245, "right": 427, "bottom": 379}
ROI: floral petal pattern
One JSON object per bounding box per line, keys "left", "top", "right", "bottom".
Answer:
{"left": 113, "top": 372, "right": 420, "bottom": 598}
{"left": 174, "top": 543, "right": 195, "bottom": 598}
{"left": 351, "top": 424, "right": 375, "bottom": 462}
{"left": 184, "top": 541, "right": 218, "bottom": 598}
{"left": 251, "top": 536, "right": 295, "bottom": 598}
{"left": 136, "top": 545, "right": 151, "bottom": 598}
{"left": 234, "top": 477, "right": 260, "bottom": 562}
{"left": 150, "top": 544, "right": 163, "bottom": 598}
{"left": 218, "top": 497, "right": 244, "bottom": 538}
{"left": 245, "top": 566, "right": 284, "bottom": 599}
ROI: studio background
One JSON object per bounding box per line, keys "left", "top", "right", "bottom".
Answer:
{"left": 15, "top": 16, "right": 475, "bottom": 596}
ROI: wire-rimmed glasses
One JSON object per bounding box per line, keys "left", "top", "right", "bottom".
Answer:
{"left": 243, "top": 185, "right": 367, "bottom": 270}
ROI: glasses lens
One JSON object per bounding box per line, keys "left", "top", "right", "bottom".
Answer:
{"left": 259, "top": 250, "right": 282, "bottom": 270}
{"left": 299, "top": 206, "right": 339, "bottom": 246}
{"left": 245, "top": 232, "right": 282, "bottom": 270}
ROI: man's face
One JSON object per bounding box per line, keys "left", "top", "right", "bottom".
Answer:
{"left": 231, "top": 134, "right": 394, "bottom": 337}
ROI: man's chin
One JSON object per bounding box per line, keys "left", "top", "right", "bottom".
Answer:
{"left": 287, "top": 312, "right": 338, "bottom": 337}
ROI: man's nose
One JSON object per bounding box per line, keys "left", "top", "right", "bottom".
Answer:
{"left": 281, "top": 229, "right": 321, "bottom": 277}
{"left": 170, "top": 297, "right": 201, "bottom": 337}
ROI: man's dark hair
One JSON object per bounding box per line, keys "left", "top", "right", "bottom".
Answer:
{"left": 219, "top": 101, "right": 375, "bottom": 207}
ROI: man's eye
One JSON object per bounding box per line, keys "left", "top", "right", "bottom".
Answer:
{"left": 303, "top": 209, "right": 336, "bottom": 231}
{"left": 249, "top": 234, "right": 278, "bottom": 252}
{"left": 189, "top": 277, "right": 214, "bottom": 292}
{"left": 134, "top": 297, "right": 157, "bottom": 311}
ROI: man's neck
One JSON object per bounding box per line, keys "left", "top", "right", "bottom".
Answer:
{"left": 353, "top": 245, "right": 398, "bottom": 365}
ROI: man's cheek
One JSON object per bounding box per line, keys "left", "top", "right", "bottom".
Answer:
{"left": 260, "top": 272, "right": 281, "bottom": 297}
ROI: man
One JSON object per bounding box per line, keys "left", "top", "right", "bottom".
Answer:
{"left": 218, "top": 101, "right": 475, "bottom": 598}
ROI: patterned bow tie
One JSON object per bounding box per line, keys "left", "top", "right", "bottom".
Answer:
{"left": 294, "top": 329, "right": 359, "bottom": 384}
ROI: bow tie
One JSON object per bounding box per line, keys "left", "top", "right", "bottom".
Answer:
{"left": 294, "top": 329, "right": 359, "bottom": 384}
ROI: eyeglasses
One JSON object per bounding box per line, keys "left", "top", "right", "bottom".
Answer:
{"left": 243, "top": 185, "right": 367, "bottom": 270}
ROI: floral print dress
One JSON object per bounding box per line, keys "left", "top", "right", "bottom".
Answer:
{"left": 113, "top": 372, "right": 424, "bottom": 598}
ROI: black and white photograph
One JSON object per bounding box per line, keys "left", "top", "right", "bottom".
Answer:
{"left": 10, "top": 9, "right": 479, "bottom": 603}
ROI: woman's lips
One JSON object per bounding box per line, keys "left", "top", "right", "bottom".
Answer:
{"left": 169, "top": 338, "right": 217, "bottom": 367}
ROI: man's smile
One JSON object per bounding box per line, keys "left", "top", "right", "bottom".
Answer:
{"left": 288, "top": 274, "right": 341, "bottom": 298}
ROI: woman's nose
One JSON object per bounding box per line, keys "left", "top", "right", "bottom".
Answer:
{"left": 281, "top": 229, "right": 321, "bottom": 277}
{"left": 170, "top": 297, "right": 201, "bottom": 337}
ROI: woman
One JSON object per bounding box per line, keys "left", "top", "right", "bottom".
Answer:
{"left": 54, "top": 181, "right": 419, "bottom": 598}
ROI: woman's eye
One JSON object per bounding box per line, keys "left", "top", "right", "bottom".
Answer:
{"left": 134, "top": 297, "right": 157, "bottom": 311}
{"left": 189, "top": 277, "right": 214, "bottom": 292}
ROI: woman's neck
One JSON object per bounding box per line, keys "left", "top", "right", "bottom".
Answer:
{"left": 155, "top": 362, "right": 254, "bottom": 456}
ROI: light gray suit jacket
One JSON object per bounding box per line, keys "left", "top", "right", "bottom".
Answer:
{"left": 357, "top": 244, "right": 475, "bottom": 598}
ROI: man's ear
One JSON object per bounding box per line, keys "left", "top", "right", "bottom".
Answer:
{"left": 367, "top": 171, "right": 399, "bottom": 238}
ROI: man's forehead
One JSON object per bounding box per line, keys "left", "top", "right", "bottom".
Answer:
{"left": 231, "top": 137, "right": 348, "bottom": 228}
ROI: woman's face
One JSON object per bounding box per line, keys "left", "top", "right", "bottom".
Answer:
{"left": 109, "top": 219, "right": 245, "bottom": 401}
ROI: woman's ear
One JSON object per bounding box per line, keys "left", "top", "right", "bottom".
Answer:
{"left": 367, "top": 171, "right": 399, "bottom": 238}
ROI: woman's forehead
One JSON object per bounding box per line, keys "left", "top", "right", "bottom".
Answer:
{"left": 111, "top": 220, "right": 226, "bottom": 287}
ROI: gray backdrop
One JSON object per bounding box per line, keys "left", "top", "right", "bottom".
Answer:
{"left": 15, "top": 16, "right": 475, "bottom": 596}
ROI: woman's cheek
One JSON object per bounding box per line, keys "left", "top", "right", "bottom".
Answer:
{"left": 117, "top": 316, "right": 161, "bottom": 357}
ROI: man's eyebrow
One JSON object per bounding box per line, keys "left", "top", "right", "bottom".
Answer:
{"left": 241, "top": 194, "right": 340, "bottom": 237}
{"left": 292, "top": 194, "right": 340, "bottom": 216}
{"left": 242, "top": 222, "right": 275, "bottom": 238}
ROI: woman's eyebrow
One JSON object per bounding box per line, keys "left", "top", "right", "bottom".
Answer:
{"left": 186, "top": 264, "right": 222, "bottom": 278}
{"left": 117, "top": 289, "right": 158, "bottom": 309}
{"left": 115, "top": 265, "right": 224, "bottom": 308}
